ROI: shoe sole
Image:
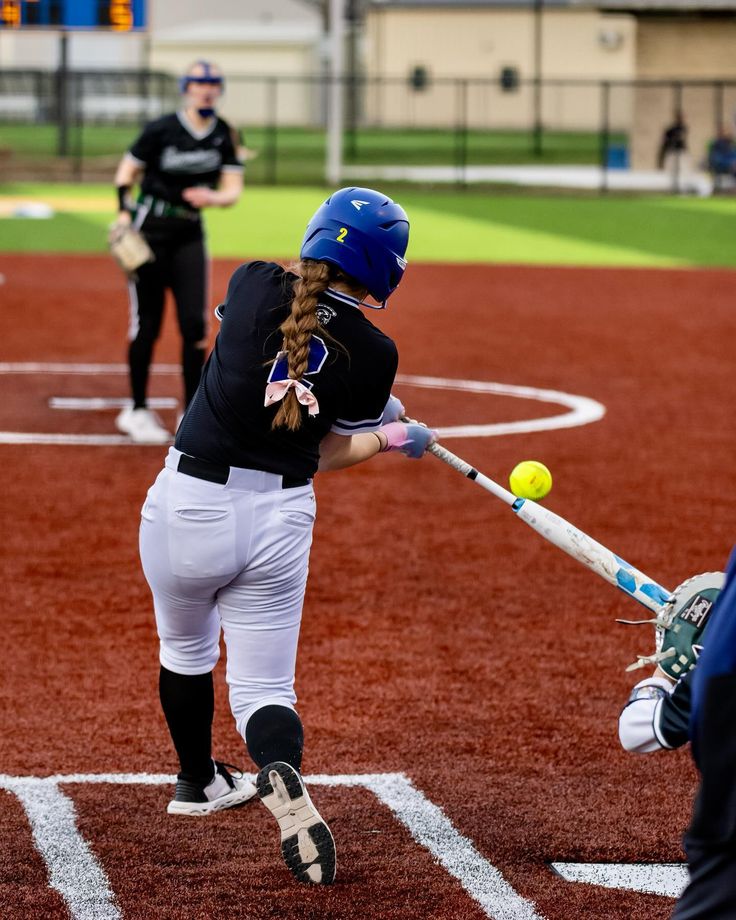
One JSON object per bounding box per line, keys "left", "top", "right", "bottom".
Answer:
{"left": 256, "top": 762, "right": 336, "bottom": 885}
{"left": 167, "top": 779, "right": 257, "bottom": 816}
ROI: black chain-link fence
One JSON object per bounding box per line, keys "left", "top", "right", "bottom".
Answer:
{"left": 1, "top": 68, "right": 735, "bottom": 191}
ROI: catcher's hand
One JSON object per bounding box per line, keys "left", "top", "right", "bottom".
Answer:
{"left": 621, "top": 571, "right": 725, "bottom": 678}
{"left": 108, "top": 219, "right": 154, "bottom": 276}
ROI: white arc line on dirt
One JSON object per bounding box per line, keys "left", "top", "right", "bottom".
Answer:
{"left": 551, "top": 862, "right": 688, "bottom": 898}
{"left": 1, "top": 771, "right": 544, "bottom": 920}
{"left": 397, "top": 373, "right": 605, "bottom": 437}
{"left": 0, "top": 363, "right": 605, "bottom": 446}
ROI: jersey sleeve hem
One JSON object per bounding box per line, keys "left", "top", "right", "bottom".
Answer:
{"left": 330, "top": 415, "right": 383, "bottom": 436}
{"left": 125, "top": 151, "right": 146, "bottom": 168}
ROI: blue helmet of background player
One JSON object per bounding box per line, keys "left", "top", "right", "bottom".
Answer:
{"left": 300, "top": 187, "right": 409, "bottom": 305}
{"left": 179, "top": 60, "right": 225, "bottom": 94}
{"left": 179, "top": 61, "right": 224, "bottom": 118}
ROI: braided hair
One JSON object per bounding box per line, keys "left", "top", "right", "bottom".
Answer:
{"left": 271, "top": 260, "right": 336, "bottom": 431}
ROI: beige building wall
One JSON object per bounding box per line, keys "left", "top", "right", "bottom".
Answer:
{"left": 150, "top": 43, "right": 319, "bottom": 126}
{"left": 630, "top": 17, "right": 736, "bottom": 169}
{"left": 364, "top": 7, "right": 636, "bottom": 129}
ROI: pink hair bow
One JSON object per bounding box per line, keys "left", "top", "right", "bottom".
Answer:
{"left": 264, "top": 379, "right": 320, "bottom": 416}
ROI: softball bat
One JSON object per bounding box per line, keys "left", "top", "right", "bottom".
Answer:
{"left": 424, "top": 438, "right": 671, "bottom": 612}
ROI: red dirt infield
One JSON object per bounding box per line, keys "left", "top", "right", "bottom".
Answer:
{"left": 0, "top": 253, "right": 734, "bottom": 920}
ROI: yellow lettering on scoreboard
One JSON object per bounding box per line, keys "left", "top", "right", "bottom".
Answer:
{"left": 2, "top": 0, "right": 21, "bottom": 28}
{"left": 110, "top": 0, "right": 133, "bottom": 31}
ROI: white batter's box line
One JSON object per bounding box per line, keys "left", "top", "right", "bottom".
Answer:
{"left": 551, "top": 861, "right": 688, "bottom": 899}
{"left": 0, "top": 771, "right": 545, "bottom": 920}
{"left": 0, "top": 362, "right": 181, "bottom": 375}
{"left": 49, "top": 397, "right": 179, "bottom": 411}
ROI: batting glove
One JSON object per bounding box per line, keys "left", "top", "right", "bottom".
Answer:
{"left": 379, "top": 422, "right": 438, "bottom": 459}
{"left": 380, "top": 393, "right": 406, "bottom": 425}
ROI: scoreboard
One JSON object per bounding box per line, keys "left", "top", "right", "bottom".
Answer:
{"left": 0, "top": 0, "right": 146, "bottom": 30}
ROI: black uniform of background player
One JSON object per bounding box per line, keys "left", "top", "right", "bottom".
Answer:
{"left": 113, "top": 61, "right": 243, "bottom": 444}
{"left": 126, "top": 113, "right": 241, "bottom": 401}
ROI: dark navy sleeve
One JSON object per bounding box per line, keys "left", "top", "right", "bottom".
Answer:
{"left": 330, "top": 338, "right": 398, "bottom": 436}
{"left": 656, "top": 669, "right": 693, "bottom": 750}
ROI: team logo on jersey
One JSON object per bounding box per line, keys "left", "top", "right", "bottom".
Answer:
{"left": 267, "top": 336, "right": 329, "bottom": 386}
{"left": 316, "top": 304, "right": 337, "bottom": 325}
{"left": 351, "top": 199, "right": 371, "bottom": 210}
{"left": 160, "top": 145, "right": 222, "bottom": 173}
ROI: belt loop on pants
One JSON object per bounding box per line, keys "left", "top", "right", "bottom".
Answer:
{"left": 168, "top": 448, "right": 311, "bottom": 491}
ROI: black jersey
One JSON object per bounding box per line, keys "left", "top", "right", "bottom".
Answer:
{"left": 128, "top": 112, "right": 242, "bottom": 208}
{"left": 176, "top": 261, "right": 399, "bottom": 479}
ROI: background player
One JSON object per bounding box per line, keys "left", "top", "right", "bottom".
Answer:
{"left": 110, "top": 60, "right": 244, "bottom": 444}
{"left": 138, "top": 187, "right": 437, "bottom": 884}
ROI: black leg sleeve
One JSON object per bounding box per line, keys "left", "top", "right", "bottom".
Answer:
{"left": 159, "top": 666, "right": 215, "bottom": 785}
{"left": 245, "top": 705, "right": 304, "bottom": 771}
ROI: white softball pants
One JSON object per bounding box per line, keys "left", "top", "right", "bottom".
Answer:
{"left": 139, "top": 448, "right": 316, "bottom": 739}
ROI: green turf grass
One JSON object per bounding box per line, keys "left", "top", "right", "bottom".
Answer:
{"left": 0, "top": 124, "right": 623, "bottom": 187}
{"left": 2, "top": 182, "right": 736, "bottom": 268}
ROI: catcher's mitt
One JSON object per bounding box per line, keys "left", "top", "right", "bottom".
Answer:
{"left": 620, "top": 571, "right": 725, "bottom": 679}
{"left": 108, "top": 224, "right": 154, "bottom": 276}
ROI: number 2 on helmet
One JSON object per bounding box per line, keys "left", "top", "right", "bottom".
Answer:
{"left": 336, "top": 227, "right": 348, "bottom": 242}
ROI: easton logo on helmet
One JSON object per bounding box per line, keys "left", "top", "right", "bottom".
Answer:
{"left": 350, "top": 200, "right": 371, "bottom": 210}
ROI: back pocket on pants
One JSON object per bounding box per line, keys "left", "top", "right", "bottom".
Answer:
{"left": 168, "top": 505, "right": 238, "bottom": 578}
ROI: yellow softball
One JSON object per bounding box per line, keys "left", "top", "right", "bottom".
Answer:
{"left": 509, "top": 460, "right": 553, "bottom": 501}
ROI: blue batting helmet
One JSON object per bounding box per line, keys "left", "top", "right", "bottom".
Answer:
{"left": 179, "top": 61, "right": 225, "bottom": 94}
{"left": 300, "top": 187, "right": 409, "bottom": 304}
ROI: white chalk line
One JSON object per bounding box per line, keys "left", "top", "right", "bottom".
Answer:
{"left": 49, "top": 397, "right": 179, "bottom": 411}
{"left": 551, "top": 862, "right": 688, "bottom": 898}
{"left": 0, "top": 771, "right": 543, "bottom": 920}
{"left": 0, "top": 363, "right": 606, "bottom": 446}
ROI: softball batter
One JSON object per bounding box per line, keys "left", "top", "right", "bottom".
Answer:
{"left": 138, "top": 187, "right": 436, "bottom": 884}
{"left": 111, "top": 60, "right": 244, "bottom": 444}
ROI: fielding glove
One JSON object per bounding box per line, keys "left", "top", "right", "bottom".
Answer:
{"left": 621, "top": 571, "right": 725, "bottom": 678}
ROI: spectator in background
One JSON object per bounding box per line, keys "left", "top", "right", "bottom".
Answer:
{"left": 658, "top": 111, "right": 690, "bottom": 175}
{"left": 707, "top": 128, "right": 736, "bottom": 188}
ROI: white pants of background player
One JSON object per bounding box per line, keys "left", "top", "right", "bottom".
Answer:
{"left": 138, "top": 447, "right": 315, "bottom": 740}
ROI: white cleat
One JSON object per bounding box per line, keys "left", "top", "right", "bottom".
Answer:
{"left": 167, "top": 761, "right": 257, "bottom": 816}
{"left": 116, "top": 406, "right": 172, "bottom": 444}
{"left": 256, "top": 761, "right": 336, "bottom": 884}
